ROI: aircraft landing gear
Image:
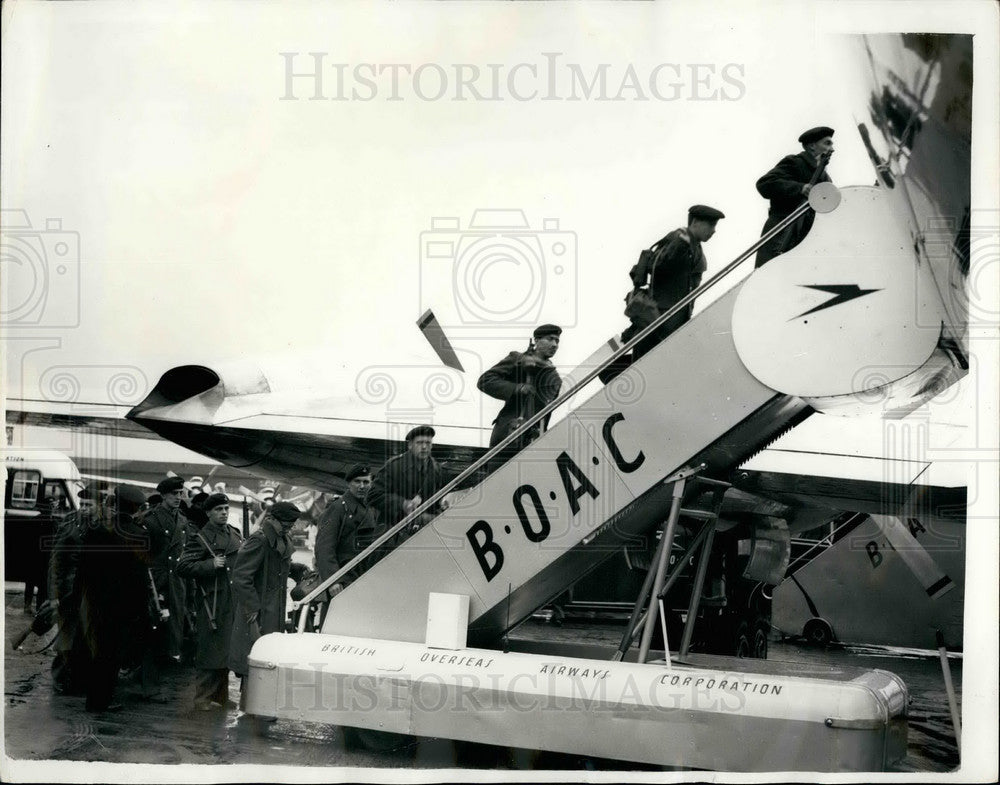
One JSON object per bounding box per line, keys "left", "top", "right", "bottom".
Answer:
{"left": 802, "top": 617, "right": 834, "bottom": 647}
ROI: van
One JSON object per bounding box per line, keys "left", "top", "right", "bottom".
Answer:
{"left": 3, "top": 449, "right": 84, "bottom": 592}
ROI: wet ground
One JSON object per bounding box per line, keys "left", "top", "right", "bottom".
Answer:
{"left": 3, "top": 586, "right": 960, "bottom": 777}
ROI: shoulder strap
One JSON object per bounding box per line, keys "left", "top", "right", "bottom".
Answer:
{"left": 649, "top": 229, "right": 683, "bottom": 280}
{"left": 649, "top": 230, "right": 675, "bottom": 252}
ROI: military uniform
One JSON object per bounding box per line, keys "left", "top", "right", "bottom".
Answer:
{"left": 369, "top": 450, "right": 446, "bottom": 527}
{"left": 314, "top": 493, "right": 383, "bottom": 588}
{"left": 142, "top": 503, "right": 190, "bottom": 660}
{"left": 228, "top": 522, "right": 294, "bottom": 677}
{"left": 48, "top": 510, "right": 87, "bottom": 694}
{"left": 477, "top": 350, "right": 562, "bottom": 449}
{"left": 649, "top": 228, "right": 706, "bottom": 328}
{"left": 755, "top": 138, "right": 833, "bottom": 267}
{"left": 77, "top": 487, "right": 151, "bottom": 712}
{"left": 177, "top": 517, "right": 242, "bottom": 707}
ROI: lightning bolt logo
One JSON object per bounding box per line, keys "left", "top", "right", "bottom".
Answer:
{"left": 791, "top": 284, "right": 882, "bottom": 320}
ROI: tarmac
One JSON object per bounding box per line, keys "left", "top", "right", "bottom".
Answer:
{"left": 2, "top": 585, "right": 660, "bottom": 777}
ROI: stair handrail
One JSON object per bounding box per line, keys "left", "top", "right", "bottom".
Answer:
{"left": 293, "top": 203, "right": 813, "bottom": 622}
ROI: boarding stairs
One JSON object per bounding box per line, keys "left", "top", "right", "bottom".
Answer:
{"left": 297, "top": 203, "right": 818, "bottom": 646}
{"left": 260, "top": 194, "right": 913, "bottom": 772}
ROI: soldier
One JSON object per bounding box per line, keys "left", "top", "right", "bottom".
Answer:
{"left": 315, "top": 465, "right": 383, "bottom": 599}
{"left": 177, "top": 493, "right": 242, "bottom": 711}
{"left": 478, "top": 324, "right": 563, "bottom": 451}
{"left": 629, "top": 205, "right": 724, "bottom": 360}
{"left": 754, "top": 126, "right": 835, "bottom": 267}
{"left": 77, "top": 485, "right": 152, "bottom": 713}
{"left": 229, "top": 501, "right": 302, "bottom": 704}
{"left": 143, "top": 476, "right": 191, "bottom": 664}
{"left": 369, "top": 426, "right": 448, "bottom": 533}
{"left": 48, "top": 486, "right": 91, "bottom": 695}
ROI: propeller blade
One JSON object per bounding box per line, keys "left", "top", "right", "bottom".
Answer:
{"left": 417, "top": 309, "right": 464, "bottom": 372}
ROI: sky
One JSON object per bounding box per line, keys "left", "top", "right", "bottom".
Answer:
{"left": 1, "top": 0, "right": 999, "bottom": 776}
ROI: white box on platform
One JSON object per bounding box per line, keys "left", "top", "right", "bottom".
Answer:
{"left": 425, "top": 593, "right": 469, "bottom": 650}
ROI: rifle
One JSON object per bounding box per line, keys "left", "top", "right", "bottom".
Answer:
{"left": 196, "top": 584, "right": 218, "bottom": 631}
{"left": 194, "top": 531, "right": 222, "bottom": 621}
{"left": 147, "top": 568, "right": 170, "bottom": 630}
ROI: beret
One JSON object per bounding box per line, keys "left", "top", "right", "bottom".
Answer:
{"left": 156, "top": 476, "right": 186, "bottom": 494}
{"left": 204, "top": 493, "right": 230, "bottom": 511}
{"left": 114, "top": 484, "right": 147, "bottom": 510}
{"left": 185, "top": 506, "right": 208, "bottom": 527}
{"left": 269, "top": 501, "right": 302, "bottom": 523}
{"left": 346, "top": 464, "right": 373, "bottom": 481}
{"left": 532, "top": 324, "right": 562, "bottom": 340}
{"left": 688, "top": 204, "right": 726, "bottom": 222}
{"left": 798, "top": 126, "right": 834, "bottom": 145}
{"left": 405, "top": 425, "right": 435, "bottom": 442}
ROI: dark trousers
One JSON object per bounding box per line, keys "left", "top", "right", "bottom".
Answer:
{"left": 195, "top": 668, "right": 230, "bottom": 705}
{"left": 632, "top": 308, "right": 690, "bottom": 361}
{"left": 23, "top": 580, "right": 48, "bottom": 612}
{"left": 85, "top": 654, "right": 122, "bottom": 712}
{"left": 52, "top": 619, "right": 88, "bottom": 695}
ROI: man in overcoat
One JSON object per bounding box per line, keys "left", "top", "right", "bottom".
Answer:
{"left": 754, "top": 125, "right": 835, "bottom": 267}
{"left": 77, "top": 485, "right": 151, "bottom": 713}
{"left": 177, "top": 493, "right": 242, "bottom": 710}
{"left": 48, "top": 487, "right": 91, "bottom": 695}
{"left": 143, "top": 475, "right": 191, "bottom": 663}
{"left": 477, "top": 324, "right": 563, "bottom": 451}
{"left": 369, "top": 426, "right": 448, "bottom": 533}
{"left": 228, "top": 501, "right": 302, "bottom": 690}
{"left": 315, "top": 465, "right": 383, "bottom": 599}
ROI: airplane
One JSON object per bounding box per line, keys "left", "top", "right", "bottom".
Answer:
{"left": 6, "top": 29, "right": 981, "bottom": 771}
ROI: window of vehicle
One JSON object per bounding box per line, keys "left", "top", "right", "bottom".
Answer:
{"left": 9, "top": 470, "right": 42, "bottom": 509}
{"left": 42, "top": 480, "right": 72, "bottom": 513}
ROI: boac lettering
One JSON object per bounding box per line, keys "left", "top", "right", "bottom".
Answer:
{"left": 555, "top": 452, "right": 600, "bottom": 515}
{"left": 865, "top": 540, "right": 882, "bottom": 568}
{"left": 512, "top": 485, "right": 551, "bottom": 543}
{"left": 602, "top": 413, "right": 645, "bottom": 473}
{"left": 467, "top": 520, "right": 504, "bottom": 581}
{"left": 907, "top": 518, "right": 926, "bottom": 537}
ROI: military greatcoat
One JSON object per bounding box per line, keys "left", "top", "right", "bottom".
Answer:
{"left": 754, "top": 151, "right": 832, "bottom": 267}
{"left": 228, "top": 523, "right": 292, "bottom": 676}
{"left": 176, "top": 520, "right": 242, "bottom": 669}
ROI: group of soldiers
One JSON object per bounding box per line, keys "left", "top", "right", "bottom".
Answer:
{"left": 38, "top": 125, "right": 835, "bottom": 715}
{"left": 46, "top": 476, "right": 306, "bottom": 714}
{"left": 314, "top": 124, "right": 839, "bottom": 592}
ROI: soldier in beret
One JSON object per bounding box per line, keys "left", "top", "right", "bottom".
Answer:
{"left": 478, "top": 324, "right": 563, "bottom": 455}
{"left": 229, "top": 501, "right": 302, "bottom": 696}
{"left": 140, "top": 475, "right": 191, "bottom": 668}
{"left": 754, "top": 126, "right": 835, "bottom": 267}
{"left": 177, "top": 493, "right": 242, "bottom": 711}
{"left": 315, "top": 465, "right": 384, "bottom": 601}
{"left": 628, "top": 206, "right": 724, "bottom": 360}
{"left": 369, "top": 426, "right": 449, "bottom": 533}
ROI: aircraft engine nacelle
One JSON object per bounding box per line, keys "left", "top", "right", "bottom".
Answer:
{"left": 128, "top": 361, "right": 272, "bottom": 424}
